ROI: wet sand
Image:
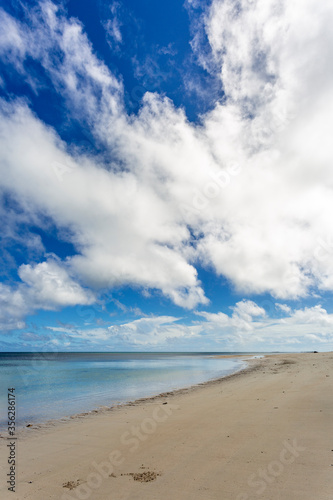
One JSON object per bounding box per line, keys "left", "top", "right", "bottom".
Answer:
{"left": 0, "top": 352, "right": 332, "bottom": 499}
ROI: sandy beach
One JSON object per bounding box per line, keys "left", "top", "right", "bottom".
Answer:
{"left": 1, "top": 352, "right": 332, "bottom": 500}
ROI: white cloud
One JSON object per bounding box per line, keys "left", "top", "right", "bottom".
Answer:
{"left": 275, "top": 303, "right": 291, "bottom": 314}
{"left": 0, "top": 95, "right": 208, "bottom": 309}
{"left": 0, "top": 9, "right": 26, "bottom": 68}
{"left": 18, "top": 259, "right": 95, "bottom": 308}
{"left": 0, "top": 259, "right": 94, "bottom": 330}
{"left": 195, "top": 300, "right": 333, "bottom": 349}
{"left": 196, "top": 300, "right": 266, "bottom": 339}
{"left": 0, "top": 283, "right": 29, "bottom": 331}
{"left": 231, "top": 300, "right": 266, "bottom": 320}
{"left": 103, "top": 2, "right": 123, "bottom": 50}
{"left": 192, "top": 0, "right": 333, "bottom": 299}
{"left": 107, "top": 316, "right": 200, "bottom": 345}
{"left": 1, "top": 0, "right": 333, "bottom": 332}
{"left": 48, "top": 315, "right": 202, "bottom": 346}
{"left": 45, "top": 301, "right": 333, "bottom": 350}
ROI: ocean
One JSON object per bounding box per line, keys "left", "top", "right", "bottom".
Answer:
{"left": 0, "top": 352, "right": 247, "bottom": 430}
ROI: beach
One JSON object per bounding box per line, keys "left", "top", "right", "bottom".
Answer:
{"left": 1, "top": 352, "right": 332, "bottom": 499}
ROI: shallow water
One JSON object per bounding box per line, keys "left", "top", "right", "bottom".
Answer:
{"left": 0, "top": 352, "right": 246, "bottom": 429}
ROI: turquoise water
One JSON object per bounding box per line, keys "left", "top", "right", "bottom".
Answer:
{"left": 0, "top": 352, "right": 245, "bottom": 429}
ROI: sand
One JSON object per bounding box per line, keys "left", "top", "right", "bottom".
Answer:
{"left": 1, "top": 352, "right": 332, "bottom": 500}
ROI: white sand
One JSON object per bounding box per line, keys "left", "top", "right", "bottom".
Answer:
{"left": 1, "top": 352, "right": 332, "bottom": 499}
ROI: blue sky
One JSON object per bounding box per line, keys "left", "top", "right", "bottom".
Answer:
{"left": 1, "top": 0, "right": 333, "bottom": 352}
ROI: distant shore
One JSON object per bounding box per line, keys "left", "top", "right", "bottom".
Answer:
{"left": 1, "top": 352, "right": 332, "bottom": 500}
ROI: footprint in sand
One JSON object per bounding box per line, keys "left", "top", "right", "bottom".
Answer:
{"left": 62, "top": 479, "right": 82, "bottom": 490}
{"left": 121, "top": 470, "right": 161, "bottom": 482}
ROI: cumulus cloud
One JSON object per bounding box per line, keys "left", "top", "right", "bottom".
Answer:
{"left": 44, "top": 301, "right": 333, "bottom": 350}
{"left": 18, "top": 259, "right": 95, "bottom": 308}
{"left": 0, "top": 98, "right": 207, "bottom": 308}
{"left": 195, "top": 300, "right": 333, "bottom": 348}
{"left": 194, "top": 0, "right": 333, "bottom": 298}
{"left": 196, "top": 300, "right": 266, "bottom": 341}
{"left": 0, "top": 259, "right": 94, "bottom": 330}
{"left": 0, "top": 283, "right": 28, "bottom": 331}
{"left": 1, "top": 0, "right": 333, "bottom": 333}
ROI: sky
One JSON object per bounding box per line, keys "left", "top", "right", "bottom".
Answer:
{"left": 1, "top": 0, "right": 333, "bottom": 352}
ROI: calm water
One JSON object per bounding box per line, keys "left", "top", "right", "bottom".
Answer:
{"left": 0, "top": 352, "right": 246, "bottom": 429}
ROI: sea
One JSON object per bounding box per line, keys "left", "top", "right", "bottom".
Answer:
{"left": 0, "top": 352, "right": 249, "bottom": 430}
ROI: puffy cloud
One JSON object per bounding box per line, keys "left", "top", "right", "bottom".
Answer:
{"left": 0, "top": 98, "right": 207, "bottom": 309}
{"left": 251, "top": 304, "right": 333, "bottom": 347}
{"left": 0, "top": 259, "right": 94, "bottom": 330}
{"left": 288, "top": 305, "right": 333, "bottom": 327}
{"left": 0, "top": 283, "right": 28, "bottom": 331}
{"left": 196, "top": 300, "right": 266, "bottom": 338}
{"left": 18, "top": 259, "right": 95, "bottom": 308}
{"left": 1, "top": 0, "right": 333, "bottom": 332}
{"left": 44, "top": 301, "right": 333, "bottom": 350}
{"left": 275, "top": 303, "right": 291, "bottom": 314}
{"left": 196, "top": 300, "right": 333, "bottom": 348}
{"left": 231, "top": 300, "right": 265, "bottom": 320}
{"left": 192, "top": 0, "right": 333, "bottom": 299}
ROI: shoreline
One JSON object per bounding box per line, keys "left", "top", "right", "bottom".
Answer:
{"left": 0, "top": 354, "right": 250, "bottom": 439}
{"left": 1, "top": 352, "right": 332, "bottom": 499}
{"left": 7, "top": 355, "right": 253, "bottom": 437}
